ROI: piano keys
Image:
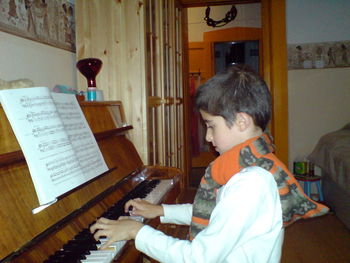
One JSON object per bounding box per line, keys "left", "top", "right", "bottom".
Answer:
{"left": 45, "top": 179, "right": 175, "bottom": 263}
{"left": 0, "top": 101, "right": 183, "bottom": 263}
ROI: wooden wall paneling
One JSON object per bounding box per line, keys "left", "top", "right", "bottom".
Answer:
{"left": 146, "top": 0, "right": 154, "bottom": 165}
{"left": 169, "top": 0, "right": 176, "bottom": 167}
{"left": 146, "top": 0, "right": 162, "bottom": 166}
{"left": 76, "top": 0, "right": 148, "bottom": 163}
{"left": 175, "top": 7, "right": 183, "bottom": 169}
{"left": 170, "top": 2, "right": 176, "bottom": 167}
{"left": 151, "top": 0, "right": 162, "bottom": 166}
{"left": 180, "top": 4, "right": 190, "bottom": 187}
{"left": 122, "top": 1, "right": 148, "bottom": 164}
{"left": 179, "top": 8, "right": 185, "bottom": 174}
{"left": 151, "top": 0, "right": 160, "bottom": 165}
{"left": 76, "top": 0, "right": 187, "bottom": 184}
{"left": 169, "top": 0, "right": 174, "bottom": 167}
{"left": 75, "top": 1, "right": 116, "bottom": 97}
{"left": 157, "top": 0, "right": 166, "bottom": 166}
{"left": 163, "top": 0, "right": 170, "bottom": 166}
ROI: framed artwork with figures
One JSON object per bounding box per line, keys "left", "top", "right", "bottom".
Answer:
{"left": 288, "top": 40, "right": 350, "bottom": 70}
{"left": 0, "top": 0, "right": 75, "bottom": 52}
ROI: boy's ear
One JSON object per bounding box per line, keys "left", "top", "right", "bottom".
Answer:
{"left": 235, "top": 112, "right": 253, "bottom": 131}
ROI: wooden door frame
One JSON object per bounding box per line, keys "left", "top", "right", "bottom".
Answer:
{"left": 261, "top": 0, "right": 288, "bottom": 165}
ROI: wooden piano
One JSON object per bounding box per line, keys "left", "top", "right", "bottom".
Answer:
{"left": 0, "top": 101, "right": 183, "bottom": 263}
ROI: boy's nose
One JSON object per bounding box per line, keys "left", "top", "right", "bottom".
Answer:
{"left": 205, "top": 131, "right": 213, "bottom": 142}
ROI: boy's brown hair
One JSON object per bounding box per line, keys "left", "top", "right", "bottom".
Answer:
{"left": 195, "top": 65, "right": 271, "bottom": 131}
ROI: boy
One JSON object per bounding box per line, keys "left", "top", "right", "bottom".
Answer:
{"left": 90, "top": 65, "right": 328, "bottom": 262}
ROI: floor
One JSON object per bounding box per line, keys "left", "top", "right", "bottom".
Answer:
{"left": 282, "top": 212, "right": 350, "bottom": 263}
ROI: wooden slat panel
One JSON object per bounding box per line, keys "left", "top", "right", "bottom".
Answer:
{"left": 0, "top": 107, "right": 21, "bottom": 154}
{"left": 75, "top": 0, "right": 148, "bottom": 164}
{"left": 76, "top": 0, "right": 187, "bottom": 185}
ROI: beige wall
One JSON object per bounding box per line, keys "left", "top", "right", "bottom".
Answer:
{"left": 288, "top": 68, "right": 350, "bottom": 168}
{"left": 0, "top": 31, "right": 76, "bottom": 89}
{"left": 286, "top": 0, "right": 350, "bottom": 171}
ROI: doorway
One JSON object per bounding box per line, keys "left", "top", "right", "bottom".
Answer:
{"left": 188, "top": 23, "right": 262, "bottom": 187}
{"left": 183, "top": 0, "right": 288, "bottom": 188}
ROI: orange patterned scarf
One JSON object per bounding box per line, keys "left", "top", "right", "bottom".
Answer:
{"left": 189, "top": 133, "right": 329, "bottom": 239}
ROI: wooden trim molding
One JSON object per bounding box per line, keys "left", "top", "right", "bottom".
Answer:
{"left": 203, "top": 26, "right": 261, "bottom": 42}
{"left": 262, "top": 0, "right": 288, "bottom": 165}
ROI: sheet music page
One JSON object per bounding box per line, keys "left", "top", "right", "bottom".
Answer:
{"left": 0, "top": 87, "right": 108, "bottom": 206}
{"left": 51, "top": 92, "right": 108, "bottom": 181}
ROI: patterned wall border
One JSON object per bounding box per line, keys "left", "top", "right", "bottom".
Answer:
{"left": 288, "top": 40, "right": 350, "bottom": 69}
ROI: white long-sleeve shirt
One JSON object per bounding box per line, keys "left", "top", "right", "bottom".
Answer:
{"left": 135, "top": 166, "right": 284, "bottom": 263}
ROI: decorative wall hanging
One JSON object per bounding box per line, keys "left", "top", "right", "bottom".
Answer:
{"left": 288, "top": 40, "right": 350, "bottom": 69}
{"left": 204, "top": 5, "right": 237, "bottom": 28}
{"left": 0, "top": 0, "right": 75, "bottom": 52}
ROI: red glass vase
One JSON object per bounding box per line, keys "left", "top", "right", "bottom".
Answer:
{"left": 76, "top": 58, "right": 102, "bottom": 88}
{"left": 76, "top": 58, "right": 102, "bottom": 101}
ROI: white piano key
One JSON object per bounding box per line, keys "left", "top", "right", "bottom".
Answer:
{"left": 143, "top": 179, "right": 173, "bottom": 204}
{"left": 129, "top": 215, "right": 144, "bottom": 222}
{"left": 82, "top": 258, "right": 111, "bottom": 263}
{"left": 82, "top": 257, "right": 111, "bottom": 263}
{"left": 81, "top": 260, "right": 107, "bottom": 263}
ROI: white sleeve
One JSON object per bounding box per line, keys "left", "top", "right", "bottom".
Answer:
{"left": 159, "top": 203, "right": 193, "bottom": 225}
{"left": 135, "top": 167, "right": 283, "bottom": 263}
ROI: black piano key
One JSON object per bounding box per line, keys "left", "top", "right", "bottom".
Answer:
{"left": 74, "top": 230, "right": 100, "bottom": 243}
{"left": 48, "top": 250, "right": 87, "bottom": 262}
{"left": 44, "top": 259, "right": 82, "bottom": 263}
{"left": 63, "top": 241, "right": 98, "bottom": 252}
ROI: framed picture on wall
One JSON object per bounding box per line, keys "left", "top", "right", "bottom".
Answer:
{"left": 0, "top": 0, "right": 75, "bottom": 52}
{"left": 288, "top": 40, "right": 350, "bottom": 70}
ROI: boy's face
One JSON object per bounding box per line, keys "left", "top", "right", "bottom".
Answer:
{"left": 200, "top": 110, "right": 247, "bottom": 155}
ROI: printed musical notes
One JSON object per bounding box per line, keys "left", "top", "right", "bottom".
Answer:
{"left": 0, "top": 87, "right": 108, "bottom": 207}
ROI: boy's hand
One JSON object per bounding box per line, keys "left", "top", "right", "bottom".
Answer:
{"left": 90, "top": 217, "right": 143, "bottom": 249}
{"left": 125, "top": 198, "right": 164, "bottom": 219}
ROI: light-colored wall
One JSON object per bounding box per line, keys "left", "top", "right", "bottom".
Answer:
{"left": 187, "top": 3, "right": 261, "bottom": 42}
{"left": 0, "top": 31, "right": 76, "bottom": 90}
{"left": 286, "top": 0, "right": 350, "bottom": 170}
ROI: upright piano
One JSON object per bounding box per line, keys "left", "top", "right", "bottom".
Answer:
{"left": 0, "top": 101, "right": 183, "bottom": 262}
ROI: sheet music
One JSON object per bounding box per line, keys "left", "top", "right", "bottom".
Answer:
{"left": 0, "top": 87, "right": 108, "bottom": 206}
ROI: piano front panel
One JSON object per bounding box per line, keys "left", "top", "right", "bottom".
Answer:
{"left": 0, "top": 106, "right": 21, "bottom": 155}
{"left": 80, "top": 102, "right": 120, "bottom": 133}
{"left": 10, "top": 169, "right": 181, "bottom": 263}
{"left": 0, "top": 100, "right": 183, "bottom": 263}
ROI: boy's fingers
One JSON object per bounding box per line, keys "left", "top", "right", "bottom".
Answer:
{"left": 90, "top": 222, "right": 100, "bottom": 233}
{"left": 124, "top": 198, "right": 142, "bottom": 212}
{"left": 93, "top": 229, "right": 107, "bottom": 241}
{"left": 97, "top": 217, "right": 112, "bottom": 224}
{"left": 99, "top": 238, "right": 114, "bottom": 250}
{"left": 90, "top": 218, "right": 111, "bottom": 233}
